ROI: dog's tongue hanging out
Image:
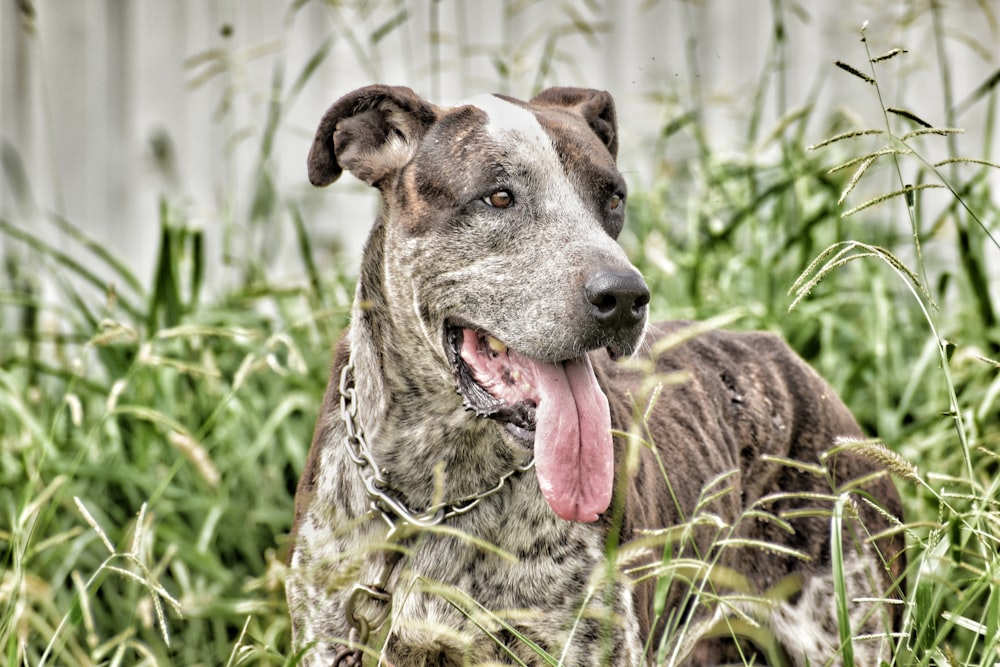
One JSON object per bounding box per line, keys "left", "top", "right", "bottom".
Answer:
{"left": 459, "top": 330, "right": 613, "bottom": 522}
{"left": 530, "top": 354, "right": 614, "bottom": 521}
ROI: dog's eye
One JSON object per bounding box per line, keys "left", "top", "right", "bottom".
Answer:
{"left": 609, "top": 193, "right": 624, "bottom": 211}
{"left": 484, "top": 190, "right": 513, "bottom": 209}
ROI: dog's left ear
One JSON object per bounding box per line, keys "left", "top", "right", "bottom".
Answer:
{"left": 530, "top": 87, "right": 618, "bottom": 158}
{"left": 308, "top": 85, "right": 439, "bottom": 188}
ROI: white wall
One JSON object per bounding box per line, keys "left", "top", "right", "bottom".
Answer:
{"left": 2, "top": 0, "right": 997, "bottom": 296}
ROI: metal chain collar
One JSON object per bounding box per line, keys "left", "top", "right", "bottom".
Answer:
{"left": 332, "top": 360, "right": 534, "bottom": 666}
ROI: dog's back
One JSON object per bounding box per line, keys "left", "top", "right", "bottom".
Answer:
{"left": 598, "top": 322, "right": 904, "bottom": 664}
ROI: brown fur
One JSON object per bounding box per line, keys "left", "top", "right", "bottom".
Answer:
{"left": 287, "top": 85, "right": 905, "bottom": 666}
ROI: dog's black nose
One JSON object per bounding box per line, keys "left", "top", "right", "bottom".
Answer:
{"left": 585, "top": 268, "right": 650, "bottom": 329}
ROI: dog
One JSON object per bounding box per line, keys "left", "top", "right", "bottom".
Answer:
{"left": 286, "top": 85, "right": 905, "bottom": 666}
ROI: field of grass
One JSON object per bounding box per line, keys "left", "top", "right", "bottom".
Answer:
{"left": 2, "top": 1, "right": 999, "bottom": 665}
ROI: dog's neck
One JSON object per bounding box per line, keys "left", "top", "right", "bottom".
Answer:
{"left": 345, "top": 218, "right": 527, "bottom": 511}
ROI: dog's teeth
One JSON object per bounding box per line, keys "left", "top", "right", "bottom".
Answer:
{"left": 487, "top": 336, "right": 507, "bottom": 354}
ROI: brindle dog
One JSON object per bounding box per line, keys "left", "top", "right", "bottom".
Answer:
{"left": 287, "top": 85, "right": 905, "bottom": 666}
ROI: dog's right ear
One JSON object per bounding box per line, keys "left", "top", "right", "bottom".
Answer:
{"left": 307, "top": 85, "right": 438, "bottom": 188}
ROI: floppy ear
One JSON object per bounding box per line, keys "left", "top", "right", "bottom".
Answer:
{"left": 307, "top": 85, "right": 439, "bottom": 188}
{"left": 530, "top": 87, "right": 618, "bottom": 158}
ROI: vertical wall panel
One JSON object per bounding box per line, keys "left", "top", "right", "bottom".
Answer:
{"left": 1, "top": 1, "right": 997, "bottom": 292}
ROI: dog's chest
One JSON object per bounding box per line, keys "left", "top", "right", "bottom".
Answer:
{"left": 385, "top": 484, "right": 622, "bottom": 663}
{"left": 405, "top": 474, "right": 605, "bottom": 601}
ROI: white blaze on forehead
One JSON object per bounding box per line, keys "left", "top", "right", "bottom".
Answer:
{"left": 461, "top": 93, "right": 569, "bottom": 190}
{"left": 465, "top": 94, "right": 550, "bottom": 142}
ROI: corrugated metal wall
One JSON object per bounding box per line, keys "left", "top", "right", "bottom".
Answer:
{"left": 2, "top": 0, "right": 997, "bottom": 293}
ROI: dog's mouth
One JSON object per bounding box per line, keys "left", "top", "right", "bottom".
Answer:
{"left": 445, "top": 324, "right": 613, "bottom": 523}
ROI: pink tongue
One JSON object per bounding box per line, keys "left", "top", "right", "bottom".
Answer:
{"left": 531, "top": 354, "right": 613, "bottom": 522}
{"left": 459, "top": 330, "right": 614, "bottom": 522}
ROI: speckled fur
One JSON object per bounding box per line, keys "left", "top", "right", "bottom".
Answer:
{"left": 287, "top": 86, "right": 905, "bottom": 666}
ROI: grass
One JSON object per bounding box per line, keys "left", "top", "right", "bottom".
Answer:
{"left": 2, "top": 0, "right": 999, "bottom": 664}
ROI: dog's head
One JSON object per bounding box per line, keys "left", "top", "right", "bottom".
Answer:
{"left": 308, "top": 85, "right": 648, "bottom": 522}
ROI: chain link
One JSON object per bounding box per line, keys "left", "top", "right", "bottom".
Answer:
{"left": 332, "top": 360, "right": 533, "bottom": 665}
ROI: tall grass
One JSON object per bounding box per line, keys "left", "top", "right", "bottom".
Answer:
{"left": 2, "top": 1, "right": 999, "bottom": 665}
{"left": 622, "top": 7, "right": 1000, "bottom": 663}
{"left": 0, "top": 197, "right": 351, "bottom": 662}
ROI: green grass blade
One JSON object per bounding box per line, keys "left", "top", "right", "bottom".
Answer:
{"left": 0, "top": 218, "right": 142, "bottom": 319}
{"left": 831, "top": 493, "right": 855, "bottom": 666}
{"left": 46, "top": 213, "right": 145, "bottom": 297}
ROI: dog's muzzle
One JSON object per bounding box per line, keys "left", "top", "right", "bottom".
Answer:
{"left": 442, "top": 266, "right": 648, "bottom": 523}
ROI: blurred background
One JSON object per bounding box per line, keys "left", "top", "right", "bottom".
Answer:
{"left": 3, "top": 1, "right": 997, "bottom": 288}
{"left": 2, "top": 1, "right": 999, "bottom": 665}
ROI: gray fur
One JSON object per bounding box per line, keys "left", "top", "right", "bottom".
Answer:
{"left": 287, "top": 85, "right": 905, "bottom": 666}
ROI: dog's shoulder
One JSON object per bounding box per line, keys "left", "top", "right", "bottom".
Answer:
{"left": 595, "top": 321, "right": 821, "bottom": 401}
{"left": 592, "top": 320, "right": 865, "bottom": 505}
{"left": 601, "top": 321, "right": 855, "bottom": 429}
